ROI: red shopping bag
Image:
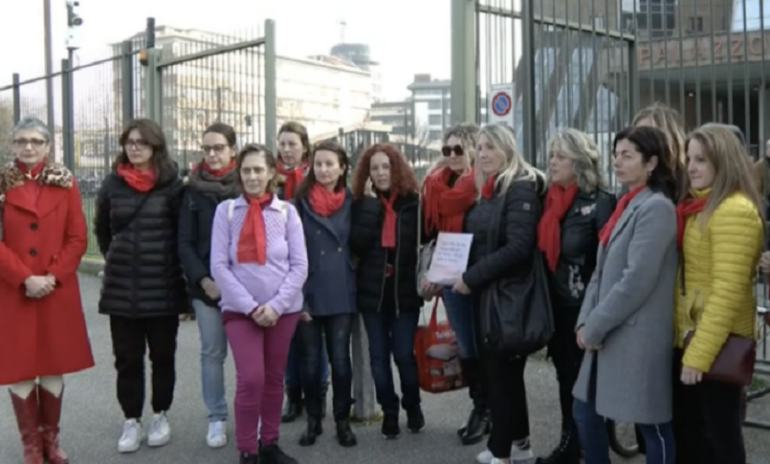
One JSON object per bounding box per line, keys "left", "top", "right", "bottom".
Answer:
{"left": 414, "top": 297, "right": 467, "bottom": 393}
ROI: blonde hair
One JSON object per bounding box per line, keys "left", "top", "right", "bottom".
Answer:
{"left": 684, "top": 124, "right": 765, "bottom": 227}
{"left": 633, "top": 103, "right": 686, "bottom": 169}
{"left": 546, "top": 128, "right": 605, "bottom": 192}
{"left": 426, "top": 123, "right": 479, "bottom": 175}
{"left": 476, "top": 123, "right": 545, "bottom": 197}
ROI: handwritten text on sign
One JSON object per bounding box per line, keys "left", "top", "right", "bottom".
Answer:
{"left": 425, "top": 232, "right": 474, "bottom": 286}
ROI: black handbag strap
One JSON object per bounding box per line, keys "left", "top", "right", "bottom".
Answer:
{"left": 113, "top": 189, "right": 155, "bottom": 238}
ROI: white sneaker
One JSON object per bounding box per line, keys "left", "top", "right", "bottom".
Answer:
{"left": 476, "top": 439, "right": 534, "bottom": 464}
{"left": 117, "top": 419, "right": 143, "bottom": 453}
{"left": 206, "top": 420, "right": 227, "bottom": 448}
{"left": 147, "top": 412, "right": 171, "bottom": 447}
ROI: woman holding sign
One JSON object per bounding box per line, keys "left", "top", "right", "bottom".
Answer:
{"left": 419, "top": 123, "right": 490, "bottom": 446}
{"left": 534, "top": 129, "right": 616, "bottom": 464}
{"left": 350, "top": 143, "right": 425, "bottom": 440}
{"left": 455, "top": 123, "right": 545, "bottom": 464}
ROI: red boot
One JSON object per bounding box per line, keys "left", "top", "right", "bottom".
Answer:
{"left": 38, "top": 386, "right": 69, "bottom": 464}
{"left": 9, "top": 389, "right": 44, "bottom": 464}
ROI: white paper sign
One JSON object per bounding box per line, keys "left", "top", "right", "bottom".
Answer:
{"left": 425, "top": 232, "right": 474, "bottom": 286}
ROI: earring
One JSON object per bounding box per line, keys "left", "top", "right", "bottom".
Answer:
{"left": 647, "top": 170, "right": 652, "bottom": 177}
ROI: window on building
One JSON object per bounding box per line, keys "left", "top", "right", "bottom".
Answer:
{"left": 428, "top": 100, "right": 443, "bottom": 110}
{"left": 428, "top": 114, "right": 443, "bottom": 125}
{"left": 731, "top": 0, "right": 770, "bottom": 31}
{"left": 688, "top": 16, "right": 704, "bottom": 32}
{"left": 428, "top": 130, "right": 443, "bottom": 141}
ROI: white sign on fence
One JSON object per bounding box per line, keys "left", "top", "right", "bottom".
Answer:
{"left": 488, "top": 82, "right": 515, "bottom": 127}
{"left": 426, "top": 232, "right": 474, "bottom": 286}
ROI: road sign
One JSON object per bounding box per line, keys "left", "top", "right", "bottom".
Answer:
{"left": 488, "top": 83, "right": 515, "bottom": 127}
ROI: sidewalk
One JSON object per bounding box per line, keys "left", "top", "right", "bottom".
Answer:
{"left": 0, "top": 273, "right": 768, "bottom": 463}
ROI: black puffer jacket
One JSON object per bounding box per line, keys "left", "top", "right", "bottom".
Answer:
{"left": 94, "top": 164, "right": 187, "bottom": 318}
{"left": 462, "top": 178, "right": 543, "bottom": 292}
{"left": 350, "top": 192, "right": 421, "bottom": 314}
{"left": 549, "top": 188, "right": 615, "bottom": 308}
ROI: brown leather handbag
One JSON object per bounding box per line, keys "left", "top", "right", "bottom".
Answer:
{"left": 679, "top": 266, "right": 756, "bottom": 386}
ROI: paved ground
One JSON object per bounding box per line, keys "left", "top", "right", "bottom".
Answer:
{"left": 1, "top": 273, "right": 769, "bottom": 464}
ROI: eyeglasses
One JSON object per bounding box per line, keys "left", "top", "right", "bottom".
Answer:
{"left": 201, "top": 144, "right": 228, "bottom": 154}
{"left": 442, "top": 144, "right": 464, "bottom": 157}
{"left": 12, "top": 138, "right": 47, "bottom": 148}
{"left": 124, "top": 139, "right": 150, "bottom": 150}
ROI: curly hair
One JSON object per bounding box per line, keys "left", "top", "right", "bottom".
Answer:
{"left": 351, "top": 143, "right": 419, "bottom": 199}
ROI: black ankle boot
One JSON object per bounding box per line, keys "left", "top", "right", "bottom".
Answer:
{"left": 535, "top": 429, "right": 581, "bottom": 464}
{"left": 298, "top": 417, "right": 323, "bottom": 447}
{"left": 320, "top": 382, "right": 329, "bottom": 419}
{"left": 381, "top": 414, "right": 400, "bottom": 439}
{"left": 240, "top": 451, "right": 258, "bottom": 464}
{"left": 335, "top": 418, "right": 357, "bottom": 447}
{"left": 259, "top": 440, "right": 298, "bottom": 464}
{"left": 281, "top": 387, "right": 303, "bottom": 423}
{"left": 461, "top": 407, "right": 491, "bottom": 445}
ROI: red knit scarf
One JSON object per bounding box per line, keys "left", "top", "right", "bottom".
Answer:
{"left": 480, "top": 175, "right": 497, "bottom": 199}
{"left": 598, "top": 184, "right": 646, "bottom": 246}
{"left": 308, "top": 182, "right": 345, "bottom": 217}
{"left": 422, "top": 168, "right": 477, "bottom": 234}
{"left": 537, "top": 183, "right": 579, "bottom": 271}
{"left": 380, "top": 190, "right": 397, "bottom": 249}
{"left": 236, "top": 193, "right": 273, "bottom": 264}
{"left": 277, "top": 160, "right": 306, "bottom": 200}
{"left": 117, "top": 163, "right": 156, "bottom": 192}
{"left": 676, "top": 197, "right": 708, "bottom": 249}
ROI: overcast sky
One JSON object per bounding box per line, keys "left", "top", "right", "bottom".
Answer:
{"left": 0, "top": 0, "right": 451, "bottom": 100}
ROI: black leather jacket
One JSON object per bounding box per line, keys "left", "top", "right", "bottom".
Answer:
{"left": 548, "top": 188, "right": 616, "bottom": 308}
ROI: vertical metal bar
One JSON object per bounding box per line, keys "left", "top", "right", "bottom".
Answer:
{"left": 451, "top": 0, "right": 477, "bottom": 125}
{"left": 676, "top": 0, "right": 685, "bottom": 120}
{"left": 694, "top": 0, "right": 702, "bottom": 127}
{"left": 121, "top": 41, "right": 135, "bottom": 125}
{"left": 726, "top": 0, "right": 734, "bottom": 124}
{"left": 521, "top": 0, "right": 535, "bottom": 164}
{"left": 760, "top": 0, "right": 768, "bottom": 149}
{"left": 43, "top": 0, "right": 55, "bottom": 147}
{"left": 61, "top": 59, "right": 75, "bottom": 170}
{"left": 709, "top": 0, "right": 717, "bottom": 120}
{"left": 629, "top": 40, "right": 638, "bottom": 117}
{"left": 264, "top": 19, "right": 277, "bottom": 153}
{"left": 145, "top": 48, "right": 162, "bottom": 124}
{"left": 742, "top": 0, "right": 750, "bottom": 147}
{"left": 12, "top": 73, "right": 21, "bottom": 124}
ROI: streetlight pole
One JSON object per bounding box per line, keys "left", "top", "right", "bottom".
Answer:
{"left": 44, "top": 0, "right": 56, "bottom": 149}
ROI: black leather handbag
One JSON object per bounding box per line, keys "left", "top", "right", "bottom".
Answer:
{"left": 479, "top": 190, "right": 554, "bottom": 356}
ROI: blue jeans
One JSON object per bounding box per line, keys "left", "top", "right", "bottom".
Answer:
{"left": 284, "top": 329, "right": 329, "bottom": 389}
{"left": 192, "top": 299, "right": 229, "bottom": 422}
{"left": 442, "top": 286, "right": 477, "bottom": 358}
{"left": 361, "top": 311, "right": 421, "bottom": 416}
{"left": 573, "top": 398, "right": 675, "bottom": 464}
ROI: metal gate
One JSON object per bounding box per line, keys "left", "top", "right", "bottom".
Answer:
{"left": 140, "top": 20, "right": 277, "bottom": 170}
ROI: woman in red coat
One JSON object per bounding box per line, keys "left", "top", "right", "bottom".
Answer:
{"left": 0, "top": 116, "right": 95, "bottom": 464}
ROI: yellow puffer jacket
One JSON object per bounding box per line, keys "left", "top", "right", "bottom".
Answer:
{"left": 674, "top": 189, "right": 764, "bottom": 372}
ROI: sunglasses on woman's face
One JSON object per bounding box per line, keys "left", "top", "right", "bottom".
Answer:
{"left": 442, "top": 145, "right": 464, "bottom": 157}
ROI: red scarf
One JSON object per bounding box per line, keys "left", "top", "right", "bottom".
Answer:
{"left": 117, "top": 163, "right": 156, "bottom": 192}
{"left": 201, "top": 158, "right": 235, "bottom": 177}
{"left": 537, "top": 183, "right": 579, "bottom": 271}
{"left": 277, "top": 160, "right": 306, "bottom": 200}
{"left": 17, "top": 159, "right": 45, "bottom": 199}
{"left": 422, "top": 168, "right": 477, "bottom": 234}
{"left": 236, "top": 193, "right": 273, "bottom": 264}
{"left": 676, "top": 196, "right": 708, "bottom": 249}
{"left": 480, "top": 175, "right": 497, "bottom": 199}
{"left": 380, "top": 191, "right": 397, "bottom": 249}
{"left": 309, "top": 182, "right": 345, "bottom": 217}
{"left": 598, "top": 184, "right": 646, "bottom": 246}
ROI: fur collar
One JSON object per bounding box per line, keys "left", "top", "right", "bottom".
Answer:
{"left": 0, "top": 160, "right": 74, "bottom": 205}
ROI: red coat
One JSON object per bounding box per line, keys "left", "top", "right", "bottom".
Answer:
{"left": 0, "top": 162, "right": 94, "bottom": 385}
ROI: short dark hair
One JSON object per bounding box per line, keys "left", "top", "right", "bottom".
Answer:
{"left": 204, "top": 122, "right": 237, "bottom": 147}
{"left": 117, "top": 118, "right": 178, "bottom": 183}
{"left": 235, "top": 143, "right": 279, "bottom": 194}
{"left": 613, "top": 126, "right": 677, "bottom": 201}
{"left": 294, "top": 140, "right": 349, "bottom": 200}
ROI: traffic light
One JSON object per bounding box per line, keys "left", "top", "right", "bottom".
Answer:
{"left": 66, "top": 1, "right": 83, "bottom": 50}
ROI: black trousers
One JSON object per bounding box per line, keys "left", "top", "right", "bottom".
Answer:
{"left": 483, "top": 350, "right": 530, "bottom": 457}
{"left": 672, "top": 349, "right": 747, "bottom": 464}
{"left": 296, "top": 313, "right": 355, "bottom": 421}
{"left": 548, "top": 304, "right": 584, "bottom": 432}
{"left": 109, "top": 315, "right": 179, "bottom": 419}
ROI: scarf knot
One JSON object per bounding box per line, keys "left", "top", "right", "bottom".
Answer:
{"left": 537, "top": 183, "right": 579, "bottom": 271}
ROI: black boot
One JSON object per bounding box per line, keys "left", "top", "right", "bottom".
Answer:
{"left": 406, "top": 407, "right": 426, "bottom": 434}
{"left": 381, "top": 414, "right": 401, "bottom": 440}
{"left": 298, "top": 417, "right": 323, "bottom": 447}
{"left": 461, "top": 407, "right": 491, "bottom": 445}
{"left": 240, "top": 451, "right": 258, "bottom": 464}
{"left": 535, "top": 428, "right": 581, "bottom": 464}
{"left": 259, "top": 439, "right": 298, "bottom": 464}
{"left": 320, "top": 382, "right": 329, "bottom": 419}
{"left": 281, "top": 387, "right": 303, "bottom": 423}
{"left": 458, "top": 358, "right": 491, "bottom": 445}
{"left": 335, "top": 418, "right": 357, "bottom": 447}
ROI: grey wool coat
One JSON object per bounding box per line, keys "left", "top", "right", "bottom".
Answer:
{"left": 573, "top": 187, "right": 677, "bottom": 425}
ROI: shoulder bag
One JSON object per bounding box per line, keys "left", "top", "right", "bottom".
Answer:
{"left": 416, "top": 185, "right": 437, "bottom": 298}
{"left": 478, "top": 187, "right": 554, "bottom": 356}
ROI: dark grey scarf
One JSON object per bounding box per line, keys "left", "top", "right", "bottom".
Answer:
{"left": 187, "top": 165, "right": 239, "bottom": 201}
